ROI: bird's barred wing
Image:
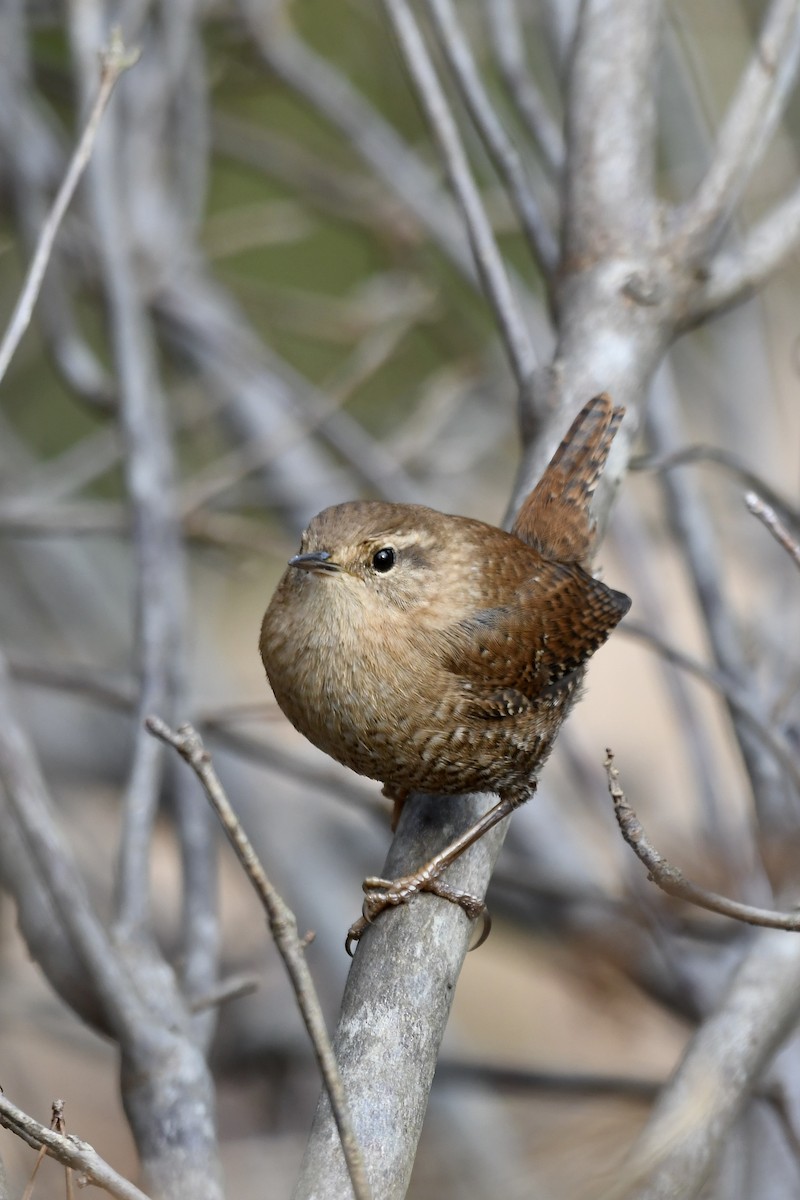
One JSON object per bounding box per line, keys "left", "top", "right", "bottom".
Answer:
{"left": 439, "top": 560, "right": 630, "bottom": 716}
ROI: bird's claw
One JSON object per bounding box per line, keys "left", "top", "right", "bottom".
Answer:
{"left": 344, "top": 873, "right": 490, "bottom": 956}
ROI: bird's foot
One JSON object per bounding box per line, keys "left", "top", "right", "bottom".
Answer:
{"left": 345, "top": 872, "right": 490, "bottom": 956}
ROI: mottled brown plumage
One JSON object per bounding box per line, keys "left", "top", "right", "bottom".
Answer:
{"left": 260, "top": 394, "right": 630, "bottom": 949}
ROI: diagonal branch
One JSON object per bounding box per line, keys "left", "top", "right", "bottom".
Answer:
{"left": 0, "top": 1095, "right": 150, "bottom": 1200}
{"left": 486, "top": 0, "right": 564, "bottom": 176}
{"left": 146, "top": 718, "right": 372, "bottom": 1200}
{"left": 681, "top": 179, "right": 800, "bottom": 325}
{"left": 605, "top": 751, "right": 800, "bottom": 932}
{"left": 382, "top": 0, "right": 539, "bottom": 395}
{"left": 424, "top": 0, "right": 558, "bottom": 275}
{"left": 0, "top": 648, "right": 148, "bottom": 1045}
{"left": 746, "top": 491, "right": 800, "bottom": 570}
{"left": 619, "top": 927, "right": 800, "bottom": 1200}
{"left": 671, "top": 0, "right": 800, "bottom": 262}
{"left": 0, "top": 28, "right": 138, "bottom": 386}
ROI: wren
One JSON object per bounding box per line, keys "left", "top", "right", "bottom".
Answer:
{"left": 260, "top": 394, "right": 630, "bottom": 950}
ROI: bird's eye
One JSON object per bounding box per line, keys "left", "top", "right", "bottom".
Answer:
{"left": 371, "top": 547, "right": 396, "bottom": 573}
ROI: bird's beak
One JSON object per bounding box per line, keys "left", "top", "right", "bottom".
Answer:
{"left": 288, "top": 550, "right": 341, "bottom": 574}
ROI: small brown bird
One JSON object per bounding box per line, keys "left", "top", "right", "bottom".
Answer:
{"left": 260, "top": 394, "right": 630, "bottom": 950}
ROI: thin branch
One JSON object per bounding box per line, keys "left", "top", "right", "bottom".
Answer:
{"left": 238, "top": 1, "right": 477, "bottom": 284}
{"left": 645, "top": 378, "right": 795, "bottom": 830}
{"left": 0, "top": 1095, "right": 150, "bottom": 1200}
{"left": 437, "top": 1058, "right": 660, "bottom": 1100}
{"left": 0, "top": 28, "right": 139, "bottom": 385}
{"left": 424, "top": 0, "right": 558, "bottom": 275}
{"left": 671, "top": 0, "right": 800, "bottom": 260}
{"left": 620, "top": 619, "right": 800, "bottom": 799}
{"left": 69, "top": 11, "right": 187, "bottom": 938}
{"left": 612, "top": 499, "right": 734, "bottom": 859}
{"left": 382, "top": 0, "right": 538, "bottom": 395}
{"left": 604, "top": 751, "right": 800, "bottom": 932}
{"left": 746, "top": 491, "right": 800, "bottom": 571}
{"left": 0, "top": 5, "right": 116, "bottom": 411}
{"left": 0, "top": 648, "right": 147, "bottom": 1045}
{"left": 178, "top": 309, "right": 423, "bottom": 518}
{"left": 682, "top": 180, "right": 800, "bottom": 324}
{"left": 632, "top": 443, "right": 796, "bottom": 524}
{"left": 188, "top": 973, "right": 260, "bottom": 1014}
{"left": 146, "top": 717, "right": 373, "bottom": 1200}
{"left": 486, "top": 0, "right": 564, "bottom": 176}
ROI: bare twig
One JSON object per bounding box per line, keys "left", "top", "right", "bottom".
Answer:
{"left": 605, "top": 751, "right": 800, "bottom": 932}
{"left": 382, "top": 0, "right": 538, "bottom": 395}
{"left": 632, "top": 443, "right": 795, "bottom": 524}
{"left": 0, "top": 647, "right": 150, "bottom": 1043}
{"left": 188, "top": 973, "right": 260, "bottom": 1014}
{"left": 425, "top": 0, "right": 558, "bottom": 274}
{"left": 645, "top": 379, "right": 794, "bottom": 830}
{"left": 145, "top": 717, "right": 373, "bottom": 1200}
{"left": 238, "top": 2, "right": 477, "bottom": 282}
{"left": 0, "top": 1094, "right": 150, "bottom": 1200}
{"left": 746, "top": 491, "right": 800, "bottom": 571}
{"left": 683, "top": 181, "right": 800, "bottom": 324}
{"left": 67, "top": 10, "right": 187, "bottom": 938}
{"left": 20, "top": 1100, "right": 73, "bottom": 1200}
{"left": 671, "top": 0, "right": 800, "bottom": 260}
{"left": 437, "top": 1059, "right": 660, "bottom": 1100}
{"left": 0, "top": 28, "right": 139, "bottom": 385}
{"left": 620, "top": 619, "right": 800, "bottom": 798}
{"left": 486, "top": 0, "right": 564, "bottom": 175}
{"left": 0, "top": 4, "right": 116, "bottom": 410}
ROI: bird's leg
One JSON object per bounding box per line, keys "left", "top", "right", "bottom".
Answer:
{"left": 345, "top": 789, "right": 531, "bottom": 954}
{"left": 382, "top": 783, "right": 410, "bottom": 832}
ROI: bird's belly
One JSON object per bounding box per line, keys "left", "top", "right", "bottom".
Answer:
{"left": 268, "top": 630, "right": 569, "bottom": 798}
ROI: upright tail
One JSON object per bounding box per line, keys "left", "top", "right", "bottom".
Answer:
{"left": 512, "top": 393, "right": 624, "bottom": 564}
